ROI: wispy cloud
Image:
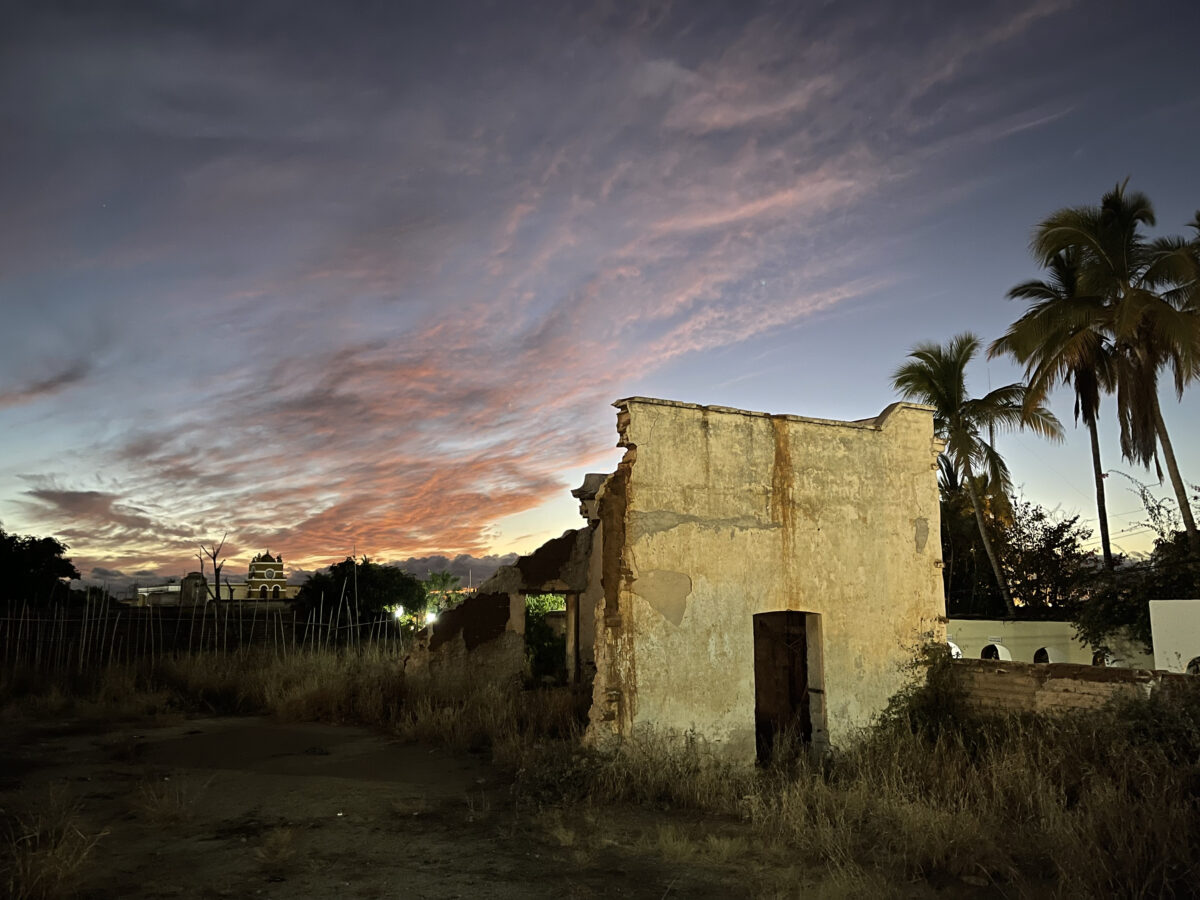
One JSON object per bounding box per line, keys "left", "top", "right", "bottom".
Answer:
{"left": 0, "top": 362, "right": 91, "bottom": 409}
{"left": 1, "top": 0, "right": 1115, "bottom": 579}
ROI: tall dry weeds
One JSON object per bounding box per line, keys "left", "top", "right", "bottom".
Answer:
{"left": 1, "top": 644, "right": 410, "bottom": 726}
{"left": 4, "top": 634, "right": 1198, "bottom": 897}
{"left": 512, "top": 653, "right": 1200, "bottom": 898}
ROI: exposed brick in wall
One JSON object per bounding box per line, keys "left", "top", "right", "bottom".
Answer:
{"left": 949, "top": 659, "right": 1188, "bottom": 715}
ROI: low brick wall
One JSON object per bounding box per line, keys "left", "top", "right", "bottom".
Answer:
{"left": 950, "top": 659, "right": 1170, "bottom": 714}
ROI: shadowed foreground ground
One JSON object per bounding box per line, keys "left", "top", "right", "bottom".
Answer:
{"left": 1, "top": 715, "right": 796, "bottom": 899}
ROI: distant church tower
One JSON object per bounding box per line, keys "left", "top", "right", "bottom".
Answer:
{"left": 247, "top": 551, "right": 287, "bottom": 600}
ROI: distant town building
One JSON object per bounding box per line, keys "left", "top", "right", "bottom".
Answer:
{"left": 135, "top": 551, "right": 300, "bottom": 606}
{"left": 247, "top": 551, "right": 289, "bottom": 600}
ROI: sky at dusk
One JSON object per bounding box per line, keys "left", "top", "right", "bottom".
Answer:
{"left": 2, "top": 0, "right": 1199, "bottom": 587}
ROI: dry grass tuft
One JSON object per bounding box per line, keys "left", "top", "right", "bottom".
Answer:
{"left": 254, "top": 826, "right": 298, "bottom": 878}
{"left": 131, "top": 775, "right": 210, "bottom": 825}
{"left": 702, "top": 833, "right": 750, "bottom": 865}
{"left": 638, "top": 823, "right": 750, "bottom": 868}
{"left": 389, "top": 794, "right": 430, "bottom": 819}
{"left": 2, "top": 791, "right": 107, "bottom": 900}
{"left": 538, "top": 808, "right": 579, "bottom": 848}
{"left": 650, "top": 823, "right": 698, "bottom": 863}
{"left": 463, "top": 791, "right": 492, "bottom": 824}
{"left": 98, "top": 733, "right": 145, "bottom": 763}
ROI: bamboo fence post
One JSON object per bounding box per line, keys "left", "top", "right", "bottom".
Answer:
{"left": 32, "top": 606, "right": 43, "bottom": 670}
{"left": 76, "top": 598, "right": 86, "bottom": 673}
{"left": 188, "top": 599, "right": 198, "bottom": 654}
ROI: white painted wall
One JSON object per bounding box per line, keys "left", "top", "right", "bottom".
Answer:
{"left": 945, "top": 619, "right": 1154, "bottom": 669}
{"left": 1148, "top": 600, "right": 1200, "bottom": 673}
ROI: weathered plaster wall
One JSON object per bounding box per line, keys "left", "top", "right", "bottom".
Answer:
{"left": 587, "top": 397, "right": 945, "bottom": 758}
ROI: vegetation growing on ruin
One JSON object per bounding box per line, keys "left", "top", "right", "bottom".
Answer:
{"left": 524, "top": 593, "right": 567, "bottom": 685}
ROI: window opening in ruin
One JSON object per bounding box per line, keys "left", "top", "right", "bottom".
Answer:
{"left": 525, "top": 593, "right": 567, "bottom": 684}
{"left": 272, "top": 585, "right": 280, "bottom": 600}
{"left": 259, "top": 586, "right": 267, "bottom": 600}
{"left": 753, "top": 611, "right": 824, "bottom": 764}
{"left": 1033, "top": 647, "right": 1050, "bottom": 664}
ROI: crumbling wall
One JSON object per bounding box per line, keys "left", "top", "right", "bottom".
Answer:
{"left": 516, "top": 527, "right": 592, "bottom": 591}
{"left": 949, "top": 658, "right": 1188, "bottom": 714}
{"left": 403, "top": 527, "right": 594, "bottom": 694}
{"left": 403, "top": 587, "right": 525, "bottom": 696}
{"left": 586, "top": 397, "right": 945, "bottom": 758}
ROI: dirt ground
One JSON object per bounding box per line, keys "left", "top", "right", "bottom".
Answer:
{"left": 1, "top": 714, "right": 839, "bottom": 900}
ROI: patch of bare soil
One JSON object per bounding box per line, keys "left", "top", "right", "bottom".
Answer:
{"left": 1, "top": 715, "right": 801, "bottom": 899}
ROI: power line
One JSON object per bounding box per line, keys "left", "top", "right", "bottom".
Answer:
{"left": 1008, "top": 433, "right": 1092, "bottom": 504}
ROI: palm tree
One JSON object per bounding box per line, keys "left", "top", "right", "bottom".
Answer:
{"left": 893, "top": 333, "right": 1063, "bottom": 615}
{"left": 1032, "top": 182, "right": 1200, "bottom": 555}
{"left": 990, "top": 248, "right": 1118, "bottom": 569}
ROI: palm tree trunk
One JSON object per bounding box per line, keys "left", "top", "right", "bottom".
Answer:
{"left": 962, "top": 462, "right": 1015, "bottom": 616}
{"left": 1087, "top": 419, "right": 1115, "bottom": 570}
{"left": 1151, "top": 394, "right": 1200, "bottom": 556}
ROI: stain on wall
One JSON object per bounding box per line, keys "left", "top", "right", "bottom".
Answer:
{"left": 913, "top": 517, "right": 929, "bottom": 553}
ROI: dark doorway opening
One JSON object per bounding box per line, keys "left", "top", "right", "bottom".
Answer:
{"left": 753, "top": 611, "right": 821, "bottom": 764}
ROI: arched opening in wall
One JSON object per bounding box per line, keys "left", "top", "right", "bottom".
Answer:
{"left": 1185, "top": 656, "right": 1200, "bottom": 676}
{"left": 1092, "top": 650, "right": 1111, "bottom": 667}
{"left": 259, "top": 586, "right": 267, "bottom": 599}
{"left": 272, "top": 585, "right": 280, "bottom": 600}
{"left": 981, "top": 643, "right": 1012, "bottom": 661}
{"left": 753, "top": 611, "right": 827, "bottom": 764}
{"left": 947, "top": 641, "right": 963, "bottom": 659}
{"left": 1034, "top": 647, "right": 1052, "bottom": 664}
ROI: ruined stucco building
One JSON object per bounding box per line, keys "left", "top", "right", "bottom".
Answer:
{"left": 407, "top": 396, "right": 946, "bottom": 761}
{"left": 404, "top": 527, "right": 593, "bottom": 695}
